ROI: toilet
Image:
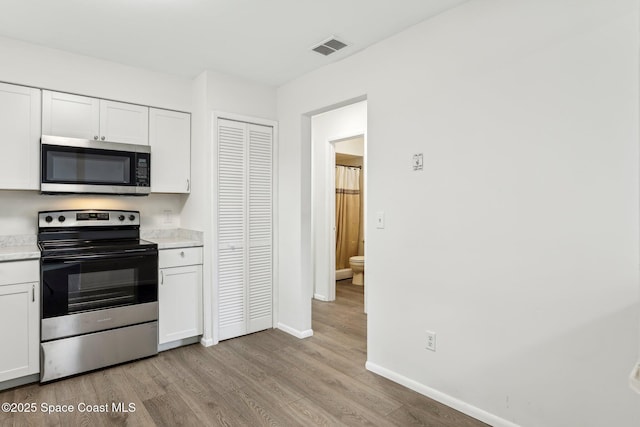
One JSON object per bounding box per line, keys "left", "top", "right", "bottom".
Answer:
{"left": 349, "top": 256, "right": 365, "bottom": 286}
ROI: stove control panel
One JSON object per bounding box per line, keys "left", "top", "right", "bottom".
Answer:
{"left": 38, "top": 210, "right": 141, "bottom": 228}
{"left": 77, "top": 212, "right": 110, "bottom": 221}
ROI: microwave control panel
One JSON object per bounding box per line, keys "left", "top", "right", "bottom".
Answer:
{"left": 135, "top": 155, "right": 150, "bottom": 187}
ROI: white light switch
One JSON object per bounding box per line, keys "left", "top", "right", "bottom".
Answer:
{"left": 413, "top": 153, "right": 423, "bottom": 171}
{"left": 376, "top": 211, "right": 385, "bottom": 229}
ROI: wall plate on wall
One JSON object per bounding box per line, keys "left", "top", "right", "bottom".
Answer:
{"left": 413, "top": 153, "right": 423, "bottom": 171}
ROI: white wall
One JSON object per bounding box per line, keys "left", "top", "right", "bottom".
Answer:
{"left": 277, "top": 1, "right": 640, "bottom": 426}
{"left": 0, "top": 36, "right": 192, "bottom": 111}
{"left": 0, "top": 36, "right": 194, "bottom": 234}
{"left": 311, "top": 102, "right": 367, "bottom": 301}
{"left": 0, "top": 191, "right": 184, "bottom": 235}
{"left": 181, "top": 69, "right": 277, "bottom": 233}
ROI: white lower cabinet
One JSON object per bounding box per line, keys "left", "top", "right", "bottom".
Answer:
{"left": 0, "top": 260, "right": 39, "bottom": 383}
{"left": 158, "top": 247, "right": 203, "bottom": 347}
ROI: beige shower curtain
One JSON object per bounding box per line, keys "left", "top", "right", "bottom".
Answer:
{"left": 335, "top": 165, "right": 361, "bottom": 270}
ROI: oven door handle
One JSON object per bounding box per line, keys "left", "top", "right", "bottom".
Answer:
{"left": 43, "top": 249, "right": 157, "bottom": 262}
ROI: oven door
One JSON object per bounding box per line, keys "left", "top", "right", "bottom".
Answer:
{"left": 41, "top": 248, "right": 158, "bottom": 319}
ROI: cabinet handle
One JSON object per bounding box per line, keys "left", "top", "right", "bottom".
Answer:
{"left": 101, "top": 136, "right": 106, "bottom": 141}
{"left": 32, "top": 285, "right": 34, "bottom": 302}
{"left": 161, "top": 270, "right": 164, "bottom": 285}
{"left": 180, "top": 251, "right": 185, "bottom": 257}
{"left": 94, "top": 136, "right": 99, "bottom": 140}
{"left": 186, "top": 179, "right": 190, "bottom": 191}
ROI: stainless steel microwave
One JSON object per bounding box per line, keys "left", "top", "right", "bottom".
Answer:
{"left": 41, "top": 135, "right": 151, "bottom": 195}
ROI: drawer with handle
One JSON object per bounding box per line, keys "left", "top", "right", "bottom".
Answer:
{"left": 159, "top": 247, "right": 203, "bottom": 268}
{"left": 0, "top": 259, "right": 39, "bottom": 287}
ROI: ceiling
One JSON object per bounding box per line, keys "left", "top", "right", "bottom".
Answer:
{"left": 0, "top": 0, "right": 467, "bottom": 86}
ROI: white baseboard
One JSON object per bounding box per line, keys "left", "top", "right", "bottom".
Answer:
{"left": 314, "top": 293, "right": 329, "bottom": 301}
{"left": 159, "top": 336, "right": 201, "bottom": 352}
{"left": 365, "top": 361, "right": 520, "bottom": 427}
{"left": 200, "top": 337, "right": 215, "bottom": 347}
{"left": 277, "top": 322, "right": 314, "bottom": 339}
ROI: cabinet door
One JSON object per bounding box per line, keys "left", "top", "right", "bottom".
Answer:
{"left": 100, "top": 100, "right": 149, "bottom": 145}
{"left": 0, "top": 282, "right": 39, "bottom": 382}
{"left": 149, "top": 108, "right": 191, "bottom": 193}
{"left": 158, "top": 265, "right": 203, "bottom": 345}
{"left": 42, "top": 90, "right": 99, "bottom": 140}
{"left": 0, "top": 83, "right": 40, "bottom": 190}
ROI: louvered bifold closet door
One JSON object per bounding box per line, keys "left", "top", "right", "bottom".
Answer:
{"left": 247, "top": 124, "right": 273, "bottom": 333}
{"left": 217, "top": 119, "right": 247, "bottom": 341}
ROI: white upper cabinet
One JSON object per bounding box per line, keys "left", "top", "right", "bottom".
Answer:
{"left": 100, "top": 100, "right": 149, "bottom": 145}
{"left": 42, "top": 91, "right": 99, "bottom": 140}
{"left": 42, "top": 90, "right": 148, "bottom": 145}
{"left": 0, "top": 82, "right": 41, "bottom": 190}
{"left": 149, "top": 108, "right": 191, "bottom": 193}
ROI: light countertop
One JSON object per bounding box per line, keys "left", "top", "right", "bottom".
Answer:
{"left": 0, "top": 244, "right": 40, "bottom": 262}
{"left": 141, "top": 228, "right": 204, "bottom": 250}
{"left": 144, "top": 236, "right": 203, "bottom": 250}
{"left": 0, "top": 229, "right": 204, "bottom": 260}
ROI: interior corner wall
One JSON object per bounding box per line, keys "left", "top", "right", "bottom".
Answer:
{"left": 276, "top": 1, "right": 640, "bottom": 426}
{"left": 311, "top": 102, "right": 367, "bottom": 301}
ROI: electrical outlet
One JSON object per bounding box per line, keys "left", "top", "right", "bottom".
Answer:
{"left": 163, "top": 209, "right": 174, "bottom": 225}
{"left": 426, "top": 331, "right": 436, "bottom": 351}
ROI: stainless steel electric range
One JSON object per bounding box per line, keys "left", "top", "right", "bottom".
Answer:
{"left": 38, "top": 209, "right": 158, "bottom": 383}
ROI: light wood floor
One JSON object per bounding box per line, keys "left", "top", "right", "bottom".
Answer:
{"left": 0, "top": 280, "right": 488, "bottom": 426}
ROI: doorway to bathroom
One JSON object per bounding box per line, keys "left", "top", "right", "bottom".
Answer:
{"left": 310, "top": 100, "right": 367, "bottom": 310}
{"left": 333, "top": 137, "right": 365, "bottom": 296}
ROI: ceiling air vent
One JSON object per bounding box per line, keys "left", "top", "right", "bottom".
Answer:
{"left": 312, "top": 37, "right": 348, "bottom": 56}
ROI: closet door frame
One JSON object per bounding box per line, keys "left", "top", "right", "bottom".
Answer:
{"left": 211, "top": 112, "right": 278, "bottom": 345}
